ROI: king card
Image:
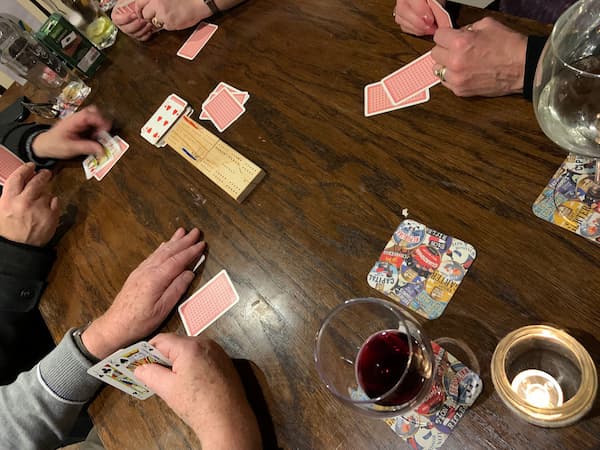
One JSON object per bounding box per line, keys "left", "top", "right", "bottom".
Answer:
{"left": 87, "top": 361, "right": 154, "bottom": 400}
{"left": 108, "top": 341, "right": 171, "bottom": 379}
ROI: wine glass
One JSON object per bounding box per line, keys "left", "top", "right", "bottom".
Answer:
{"left": 314, "top": 298, "right": 435, "bottom": 417}
{"left": 533, "top": 0, "right": 600, "bottom": 199}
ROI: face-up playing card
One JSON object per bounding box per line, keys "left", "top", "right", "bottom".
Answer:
{"left": 202, "top": 89, "right": 246, "bottom": 133}
{"left": 87, "top": 361, "right": 154, "bottom": 399}
{"left": 381, "top": 51, "right": 440, "bottom": 105}
{"left": 0, "top": 145, "right": 25, "bottom": 185}
{"left": 141, "top": 94, "right": 189, "bottom": 146}
{"left": 109, "top": 341, "right": 171, "bottom": 378}
{"left": 82, "top": 132, "right": 121, "bottom": 180}
{"left": 93, "top": 136, "right": 130, "bottom": 181}
{"left": 427, "top": 0, "right": 453, "bottom": 29}
{"left": 177, "top": 22, "right": 219, "bottom": 60}
{"left": 178, "top": 270, "right": 239, "bottom": 336}
{"left": 364, "top": 82, "right": 430, "bottom": 117}
{"left": 87, "top": 341, "right": 171, "bottom": 399}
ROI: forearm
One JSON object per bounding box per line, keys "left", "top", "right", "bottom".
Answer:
{"left": 0, "top": 122, "right": 54, "bottom": 168}
{"left": 214, "top": 0, "right": 245, "bottom": 12}
{"left": 0, "top": 330, "right": 101, "bottom": 449}
{"left": 195, "top": 408, "right": 262, "bottom": 450}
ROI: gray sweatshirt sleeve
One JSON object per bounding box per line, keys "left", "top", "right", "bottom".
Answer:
{"left": 0, "top": 329, "right": 102, "bottom": 450}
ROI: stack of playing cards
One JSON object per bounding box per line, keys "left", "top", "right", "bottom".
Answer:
{"left": 178, "top": 270, "right": 239, "bottom": 336}
{"left": 177, "top": 22, "right": 219, "bottom": 60}
{"left": 82, "top": 132, "right": 130, "bottom": 181}
{"left": 200, "top": 83, "right": 249, "bottom": 133}
{"left": 364, "top": 0, "right": 452, "bottom": 117}
{"left": 141, "top": 94, "right": 194, "bottom": 147}
{"left": 87, "top": 341, "right": 171, "bottom": 399}
{"left": 0, "top": 145, "right": 24, "bottom": 185}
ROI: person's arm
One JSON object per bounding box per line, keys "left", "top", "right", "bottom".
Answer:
{"left": 522, "top": 35, "right": 548, "bottom": 101}
{"left": 0, "top": 330, "right": 101, "bottom": 450}
{"left": 0, "top": 122, "right": 53, "bottom": 168}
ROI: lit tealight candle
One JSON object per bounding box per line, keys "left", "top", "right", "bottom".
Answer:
{"left": 511, "top": 369, "right": 564, "bottom": 408}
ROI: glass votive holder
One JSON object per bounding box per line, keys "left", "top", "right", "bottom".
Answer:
{"left": 491, "top": 325, "right": 597, "bottom": 427}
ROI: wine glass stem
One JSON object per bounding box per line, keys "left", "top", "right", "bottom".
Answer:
{"left": 596, "top": 159, "right": 600, "bottom": 185}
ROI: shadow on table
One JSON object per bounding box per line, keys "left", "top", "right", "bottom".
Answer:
{"left": 233, "top": 359, "right": 281, "bottom": 450}
{"left": 566, "top": 328, "right": 600, "bottom": 422}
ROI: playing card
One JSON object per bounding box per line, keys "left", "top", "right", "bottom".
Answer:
{"left": 109, "top": 341, "right": 171, "bottom": 379}
{"left": 82, "top": 132, "right": 120, "bottom": 180}
{"left": 202, "top": 89, "right": 246, "bottom": 133}
{"left": 141, "top": 94, "right": 189, "bottom": 146}
{"left": 381, "top": 51, "right": 440, "bottom": 104}
{"left": 427, "top": 0, "right": 453, "bottom": 28}
{"left": 93, "top": 136, "right": 130, "bottom": 181}
{"left": 87, "top": 360, "right": 154, "bottom": 400}
{"left": 177, "top": 22, "right": 219, "bottom": 60}
{"left": 364, "top": 82, "right": 430, "bottom": 117}
{"left": 0, "top": 145, "right": 24, "bottom": 185}
{"left": 178, "top": 270, "right": 239, "bottom": 336}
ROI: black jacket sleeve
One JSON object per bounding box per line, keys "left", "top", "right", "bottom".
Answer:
{"left": 0, "top": 121, "right": 54, "bottom": 168}
{"left": 523, "top": 35, "right": 549, "bottom": 101}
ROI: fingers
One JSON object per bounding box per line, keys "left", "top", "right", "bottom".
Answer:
{"left": 72, "top": 140, "right": 105, "bottom": 157}
{"left": 135, "top": 0, "right": 152, "bottom": 17}
{"left": 140, "top": 3, "right": 157, "bottom": 22}
{"left": 131, "top": 21, "right": 154, "bottom": 39}
{"left": 78, "top": 105, "right": 112, "bottom": 134}
{"left": 50, "top": 196, "right": 60, "bottom": 211}
{"left": 117, "top": 17, "right": 148, "bottom": 35}
{"left": 395, "top": 0, "right": 435, "bottom": 36}
{"left": 153, "top": 228, "right": 202, "bottom": 263}
{"left": 432, "top": 27, "right": 462, "bottom": 49}
{"left": 22, "top": 169, "right": 53, "bottom": 201}
{"left": 170, "top": 227, "right": 186, "bottom": 242}
{"left": 148, "top": 332, "right": 190, "bottom": 363}
{"left": 3, "top": 163, "right": 36, "bottom": 198}
{"left": 159, "top": 241, "right": 205, "bottom": 282}
{"left": 156, "top": 270, "right": 195, "bottom": 312}
{"left": 134, "top": 362, "right": 173, "bottom": 399}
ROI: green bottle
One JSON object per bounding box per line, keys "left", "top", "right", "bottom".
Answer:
{"left": 35, "top": 13, "right": 105, "bottom": 78}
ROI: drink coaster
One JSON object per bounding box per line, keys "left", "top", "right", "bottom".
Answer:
{"left": 385, "top": 342, "right": 482, "bottom": 449}
{"left": 532, "top": 154, "right": 600, "bottom": 245}
{"left": 367, "top": 220, "right": 476, "bottom": 320}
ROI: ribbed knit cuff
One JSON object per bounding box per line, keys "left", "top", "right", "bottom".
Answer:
{"left": 25, "top": 129, "right": 55, "bottom": 168}
{"left": 38, "top": 329, "right": 101, "bottom": 403}
{"left": 523, "top": 35, "right": 549, "bottom": 101}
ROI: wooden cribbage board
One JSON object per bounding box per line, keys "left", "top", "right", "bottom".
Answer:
{"left": 164, "top": 116, "right": 265, "bottom": 202}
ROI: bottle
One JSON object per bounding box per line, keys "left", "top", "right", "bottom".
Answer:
{"left": 57, "top": 0, "right": 117, "bottom": 49}
{"left": 35, "top": 13, "right": 106, "bottom": 78}
{"left": 0, "top": 14, "right": 90, "bottom": 115}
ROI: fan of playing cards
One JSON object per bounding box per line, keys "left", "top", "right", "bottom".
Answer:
{"left": 364, "top": 0, "right": 452, "bottom": 117}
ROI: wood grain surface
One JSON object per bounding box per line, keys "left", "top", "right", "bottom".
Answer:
{"left": 3, "top": 1, "right": 599, "bottom": 449}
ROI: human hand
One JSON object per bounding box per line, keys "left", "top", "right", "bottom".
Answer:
{"left": 136, "top": 0, "right": 209, "bottom": 31}
{"left": 111, "top": 7, "right": 154, "bottom": 41}
{"left": 31, "top": 106, "right": 112, "bottom": 160}
{"left": 0, "top": 163, "right": 59, "bottom": 247}
{"left": 82, "top": 228, "right": 205, "bottom": 359}
{"left": 394, "top": 0, "right": 445, "bottom": 36}
{"left": 135, "top": 334, "right": 262, "bottom": 450}
{"left": 431, "top": 17, "right": 528, "bottom": 97}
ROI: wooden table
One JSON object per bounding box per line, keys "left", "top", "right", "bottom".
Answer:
{"left": 3, "top": 1, "right": 599, "bottom": 448}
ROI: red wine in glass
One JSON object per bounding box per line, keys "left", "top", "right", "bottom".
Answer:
{"left": 355, "top": 329, "right": 427, "bottom": 406}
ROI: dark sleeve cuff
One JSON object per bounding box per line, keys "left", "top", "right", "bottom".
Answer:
{"left": 25, "top": 130, "right": 56, "bottom": 168}
{"left": 523, "top": 35, "right": 548, "bottom": 101}
{"left": 0, "top": 237, "right": 56, "bottom": 312}
{"left": 0, "top": 123, "right": 54, "bottom": 168}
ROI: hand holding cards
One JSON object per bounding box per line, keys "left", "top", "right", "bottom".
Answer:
{"left": 82, "top": 132, "right": 130, "bottom": 181}
{"left": 87, "top": 341, "right": 171, "bottom": 399}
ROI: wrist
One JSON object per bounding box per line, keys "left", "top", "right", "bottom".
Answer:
{"left": 511, "top": 32, "right": 529, "bottom": 94}
{"left": 81, "top": 317, "right": 120, "bottom": 360}
{"left": 193, "top": 405, "right": 261, "bottom": 450}
{"left": 31, "top": 132, "right": 53, "bottom": 159}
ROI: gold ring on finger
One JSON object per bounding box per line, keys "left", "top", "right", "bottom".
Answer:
{"left": 151, "top": 17, "right": 164, "bottom": 29}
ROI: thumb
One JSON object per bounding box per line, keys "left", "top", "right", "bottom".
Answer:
{"left": 135, "top": 363, "right": 174, "bottom": 399}
{"left": 72, "top": 140, "right": 104, "bottom": 157}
